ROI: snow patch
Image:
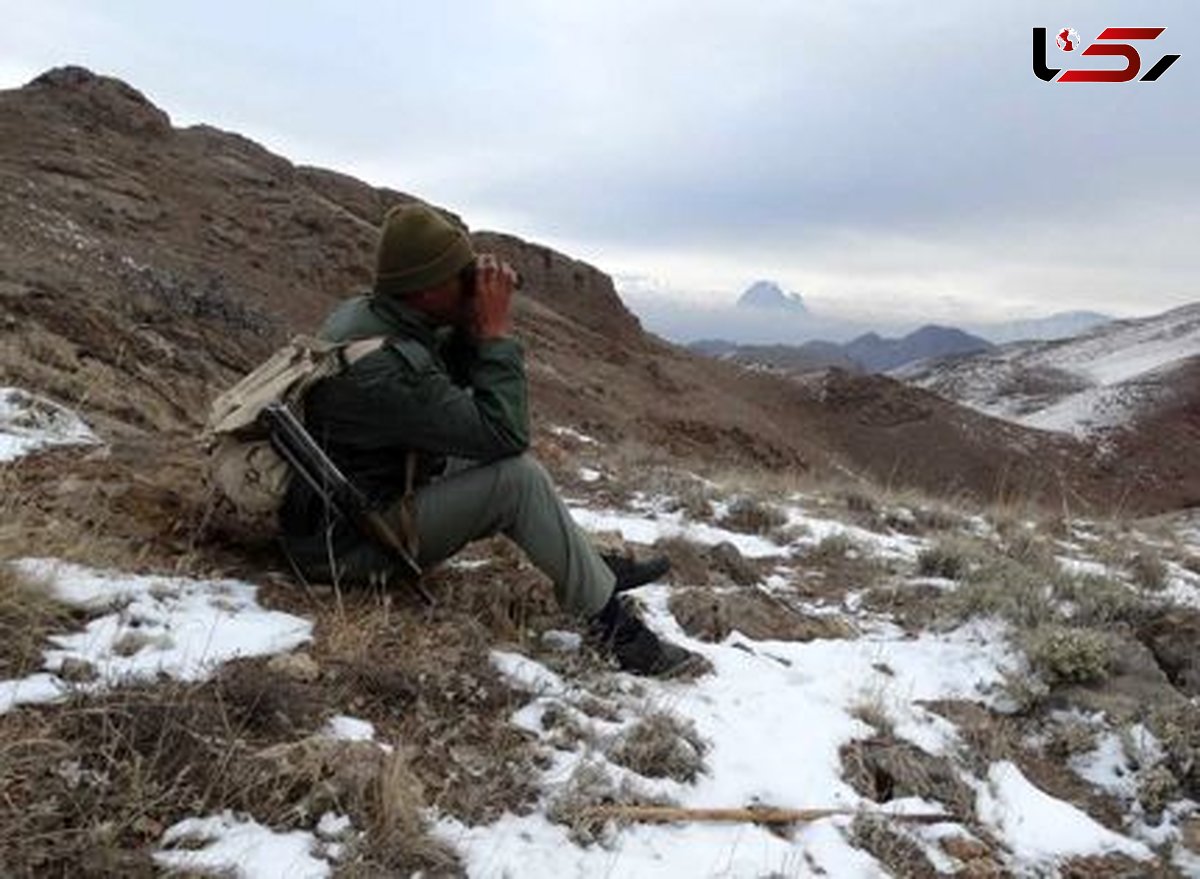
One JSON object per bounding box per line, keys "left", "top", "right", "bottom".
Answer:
{"left": 155, "top": 811, "right": 335, "bottom": 878}
{"left": 976, "top": 761, "right": 1152, "bottom": 866}
{"left": 0, "top": 560, "right": 312, "bottom": 714}
{"left": 570, "top": 505, "right": 782, "bottom": 558}
{"left": 0, "top": 387, "right": 99, "bottom": 462}
{"left": 323, "top": 715, "right": 376, "bottom": 743}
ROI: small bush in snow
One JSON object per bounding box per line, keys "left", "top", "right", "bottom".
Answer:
{"left": 607, "top": 712, "right": 708, "bottom": 783}
{"left": 1128, "top": 550, "right": 1168, "bottom": 592}
{"left": 1024, "top": 625, "right": 1113, "bottom": 685}
{"left": 720, "top": 497, "right": 787, "bottom": 536}
{"left": 1136, "top": 765, "right": 1178, "bottom": 821}
{"left": 917, "top": 542, "right": 970, "bottom": 580}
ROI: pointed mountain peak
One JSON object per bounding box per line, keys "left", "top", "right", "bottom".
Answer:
{"left": 737, "top": 280, "right": 808, "bottom": 313}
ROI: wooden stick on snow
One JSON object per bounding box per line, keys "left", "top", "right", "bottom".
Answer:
{"left": 580, "top": 805, "right": 956, "bottom": 826}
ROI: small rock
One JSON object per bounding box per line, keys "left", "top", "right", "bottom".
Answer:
{"left": 707, "top": 541, "right": 759, "bottom": 586}
{"left": 58, "top": 657, "right": 98, "bottom": 683}
{"left": 942, "top": 836, "right": 991, "bottom": 863}
{"left": 268, "top": 652, "right": 320, "bottom": 683}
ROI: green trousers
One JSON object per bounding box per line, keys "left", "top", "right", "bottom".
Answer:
{"left": 402, "top": 453, "right": 615, "bottom": 617}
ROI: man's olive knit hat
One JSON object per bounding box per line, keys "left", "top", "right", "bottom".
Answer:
{"left": 374, "top": 202, "right": 475, "bottom": 297}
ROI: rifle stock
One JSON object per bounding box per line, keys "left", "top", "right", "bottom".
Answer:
{"left": 262, "top": 403, "right": 430, "bottom": 602}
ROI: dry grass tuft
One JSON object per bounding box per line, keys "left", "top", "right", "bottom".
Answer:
{"left": 850, "top": 814, "right": 939, "bottom": 879}
{"left": 915, "top": 539, "right": 977, "bottom": 581}
{"left": 340, "top": 748, "right": 460, "bottom": 877}
{"left": 0, "top": 560, "right": 77, "bottom": 677}
{"left": 1045, "top": 715, "right": 1100, "bottom": 759}
{"left": 839, "top": 735, "right": 975, "bottom": 818}
{"left": 849, "top": 691, "right": 896, "bottom": 738}
{"left": 607, "top": 712, "right": 709, "bottom": 783}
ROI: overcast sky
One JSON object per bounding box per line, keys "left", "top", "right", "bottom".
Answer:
{"left": 1, "top": 1, "right": 1196, "bottom": 324}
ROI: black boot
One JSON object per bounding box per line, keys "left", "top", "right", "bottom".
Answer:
{"left": 601, "top": 551, "right": 671, "bottom": 592}
{"left": 591, "top": 594, "right": 706, "bottom": 678}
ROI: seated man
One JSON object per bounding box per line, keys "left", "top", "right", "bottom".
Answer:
{"left": 280, "top": 202, "right": 699, "bottom": 677}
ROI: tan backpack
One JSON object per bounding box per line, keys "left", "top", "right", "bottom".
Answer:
{"left": 205, "top": 335, "right": 386, "bottom": 516}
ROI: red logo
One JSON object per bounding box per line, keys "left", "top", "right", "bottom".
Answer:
{"left": 1057, "top": 28, "right": 1080, "bottom": 51}
{"left": 1033, "top": 27, "right": 1181, "bottom": 82}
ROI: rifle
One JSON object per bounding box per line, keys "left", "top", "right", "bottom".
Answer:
{"left": 261, "top": 402, "right": 434, "bottom": 605}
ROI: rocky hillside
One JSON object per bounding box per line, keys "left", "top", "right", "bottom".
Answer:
{"left": 4, "top": 67, "right": 1200, "bottom": 878}
{"left": 897, "top": 304, "right": 1200, "bottom": 509}
{"left": 0, "top": 65, "right": 1188, "bottom": 518}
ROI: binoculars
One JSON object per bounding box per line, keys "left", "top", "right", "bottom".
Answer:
{"left": 460, "top": 258, "right": 523, "bottom": 292}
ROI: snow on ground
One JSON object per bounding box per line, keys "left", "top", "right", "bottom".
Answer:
{"left": 0, "top": 559, "right": 312, "bottom": 714}
{"left": 155, "top": 811, "right": 340, "bottom": 878}
{"left": 441, "top": 472, "right": 1200, "bottom": 875}
{"left": 569, "top": 504, "right": 782, "bottom": 559}
{"left": 782, "top": 503, "right": 926, "bottom": 561}
{"left": 438, "top": 584, "right": 1015, "bottom": 877}
{"left": 323, "top": 714, "right": 377, "bottom": 743}
{"left": 549, "top": 424, "right": 599, "bottom": 445}
{"left": 0, "top": 387, "right": 99, "bottom": 462}
{"left": 975, "top": 761, "right": 1152, "bottom": 866}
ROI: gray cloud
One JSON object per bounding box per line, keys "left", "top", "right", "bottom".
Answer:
{"left": 0, "top": 0, "right": 1196, "bottom": 322}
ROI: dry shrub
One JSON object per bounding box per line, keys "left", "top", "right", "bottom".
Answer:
{"left": 808, "top": 533, "right": 859, "bottom": 564}
{"left": 941, "top": 555, "right": 1055, "bottom": 629}
{"left": 307, "top": 584, "right": 542, "bottom": 825}
{"left": 1054, "top": 574, "right": 1144, "bottom": 627}
{"left": 1147, "top": 704, "right": 1200, "bottom": 799}
{"left": 720, "top": 496, "right": 787, "bottom": 535}
{"left": 1003, "top": 528, "right": 1056, "bottom": 569}
{"left": 1135, "top": 765, "right": 1178, "bottom": 822}
{"left": 916, "top": 540, "right": 973, "bottom": 580}
{"left": 340, "top": 748, "right": 459, "bottom": 877}
{"left": 840, "top": 489, "right": 879, "bottom": 516}
{"left": 0, "top": 677, "right": 317, "bottom": 875}
{"left": 607, "top": 712, "right": 708, "bottom": 783}
{"left": 670, "top": 587, "right": 855, "bottom": 643}
{"left": 1024, "top": 625, "right": 1113, "bottom": 685}
{"left": 546, "top": 760, "right": 677, "bottom": 846}
{"left": 0, "top": 560, "right": 77, "bottom": 677}
{"left": 541, "top": 702, "right": 593, "bottom": 751}
{"left": 839, "top": 736, "right": 974, "bottom": 817}
{"left": 0, "top": 662, "right": 462, "bottom": 876}
{"left": 850, "top": 814, "right": 938, "bottom": 879}
{"left": 850, "top": 691, "right": 895, "bottom": 738}
{"left": 1128, "top": 550, "right": 1168, "bottom": 592}
{"left": 1045, "top": 716, "right": 1100, "bottom": 759}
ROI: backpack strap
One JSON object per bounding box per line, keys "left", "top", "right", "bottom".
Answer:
{"left": 341, "top": 336, "right": 388, "bottom": 367}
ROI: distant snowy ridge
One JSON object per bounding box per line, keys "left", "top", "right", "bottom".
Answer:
{"left": 896, "top": 303, "right": 1200, "bottom": 438}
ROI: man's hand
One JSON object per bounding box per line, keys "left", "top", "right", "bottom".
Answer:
{"left": 471, "top": 252, "right": 518, "bottom": 341}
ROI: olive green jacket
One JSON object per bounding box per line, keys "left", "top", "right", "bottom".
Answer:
{"left": 278, "top": 293, "right": 529, "bottom": 570}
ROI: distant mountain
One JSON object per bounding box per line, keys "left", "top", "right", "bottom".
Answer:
{"left": 687, "top": 339, "right": 857, "bottom": 374}
{"left": 736, "top": 280, "right": 808, "bottom": 313}
{"left": 971, "top": 311, "right": 1112, "bottom": 344}
{"left": 844, "top": 325, "right": 995, "bottom": 372}
{"left": 689, "top": 324, "right": 993, "bottom": 375}
{"left": 896, "top": 303, "right": 1200, "bottom": 439}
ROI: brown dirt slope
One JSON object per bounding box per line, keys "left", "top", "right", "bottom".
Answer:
{"left": 0, "top": 66, "right": 1181, "bottom": 513}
